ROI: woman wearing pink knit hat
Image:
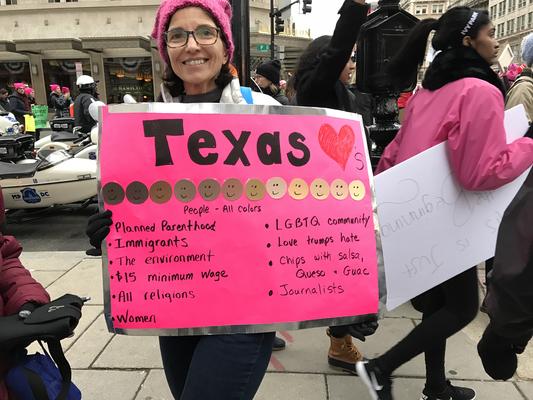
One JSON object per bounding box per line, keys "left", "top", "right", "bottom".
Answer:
{"left": 86, "top": 1, "right": 279, "bottom": 399}
{"left": 8, "top": 83, "right": 30, "bottom": 124}
{"left": 49, "top": 83, "right": 69, "bottom": 118}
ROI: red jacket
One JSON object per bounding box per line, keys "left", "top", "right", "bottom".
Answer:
{"left": 0, "top": 234, "right": 49, "bottom": 400}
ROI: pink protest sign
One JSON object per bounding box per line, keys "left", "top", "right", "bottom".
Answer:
{"left": 99, "top": 103, "right": 380, "bottom": 335}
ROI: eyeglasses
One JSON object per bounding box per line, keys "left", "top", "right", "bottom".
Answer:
{"left": 165, "top": 26, "right": 220, "bottom": 48}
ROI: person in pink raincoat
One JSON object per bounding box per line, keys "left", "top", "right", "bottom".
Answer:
{"left": 356, "top": 7, "right": 533, "bottom": 400}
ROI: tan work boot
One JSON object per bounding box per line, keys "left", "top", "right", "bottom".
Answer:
{"left": 327, "top": 328, "right": 364, "bottom": 374}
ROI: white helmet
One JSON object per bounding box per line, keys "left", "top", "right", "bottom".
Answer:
{"left": 76, "top": 75, "right": 96, "bottom": 90}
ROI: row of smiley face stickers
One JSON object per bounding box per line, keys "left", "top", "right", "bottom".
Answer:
{"left": 101, "top": 177, "right": 367, "bottom": 205}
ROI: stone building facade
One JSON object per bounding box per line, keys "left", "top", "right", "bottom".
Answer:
{"left": 0, "top": 0, "right": 311, "bottom": 105}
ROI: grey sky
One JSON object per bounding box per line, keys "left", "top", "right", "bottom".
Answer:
{"left": 287, "top": 0, "right": 378, "bottom": 39}
{"left": 288, "top": 0, "right": 345, "bottom": 38}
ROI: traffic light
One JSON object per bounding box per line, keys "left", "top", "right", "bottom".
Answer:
{"left": 302, "top": 0, "right": 312, "bottom": 14}
{"left": 275, "top": 14, "right": 285, "bottom": 34}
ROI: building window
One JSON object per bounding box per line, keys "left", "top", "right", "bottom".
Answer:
{"left": 529, "top": 11, "right": 533, "bottom": 27}
{"left": 6, "top": 0, "right": 17, "bottom": 4}
{"left": 104, "top": 57, "right": 154, "bottom": 104}
{"left": 415, "top": 5, "right": 427, "bottom": 14}
{"left": 508, "top": 0, "right": 516, "bottom": 12}
{"left": 498, "top": 1, "right": 506, "bottom": 16}
{"left": 518, "top": 0, "right": 526, "bottom": 7}
{"left": 0, "top": 62, "right": 30, "bottom": 91}
{"left": 48, "top": 0, "right": 60, "bottom": 2}
{"left": 431, "top": 3, "right": 444, "bottom": 13}
{"left": 506, "top": 19, "right": 515, "bottom": 34}
{"left": 518, "top": 14, "right": 526, "bottom": 30}
{"left": 490, "top": 5, "right": 497, "bottom": 18}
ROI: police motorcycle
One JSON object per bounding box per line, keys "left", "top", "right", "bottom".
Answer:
{"left": 0, "top": 134, "right": 97, "bottom": 209}
{"left": 0, "top": 105, "right": 22, "bottom": 136}
{"left": 0, "top": 294, "right": 87, "bottom": 399}
{"left": 34, "top": 107, "right": 101, "bottom": 162}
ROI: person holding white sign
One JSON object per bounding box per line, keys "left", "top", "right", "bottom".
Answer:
{"left": 356, "top": 6, "right": 533, "bottom": 400}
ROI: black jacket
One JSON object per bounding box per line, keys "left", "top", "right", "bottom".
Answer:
{"left": 485, "top": 168, "right": 533, "bottom": 340}
{"left": 0, "top": 98, "right": 10, "bottom": 112}
{"left": 295, "top": 1, "right": 368, "bottom": 114}
{"left": 74, "top": 92, "right": 96, "bottom": 133}
{"left": 7, "top": 93, "right": 29, "bottom": 124}
{"left": 50, "top": 92, "right": 69, "bottom": 118}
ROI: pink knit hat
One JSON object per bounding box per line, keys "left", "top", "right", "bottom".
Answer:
{"left": 151, "top": 0, "right": 234, "bottom": 66}
{"left": 61, "top": 86, "right": 70, "bottom": 94}
{"left": 24, "top": 87, "right": 34, "bottom": 96}
{"left": 13, "top": 82, "right": 26, "bottom": 90}
{"left": 50, "top": 84, "right": 60, "bottom": 92}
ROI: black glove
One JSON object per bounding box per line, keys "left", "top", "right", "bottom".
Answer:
{"left": 477, "top": 324, "right": 530, "bottom": 380}
{"left": 330, "top": 315, "right": 379, "bottom": 341}
{"left": 86, "top": 210, "right": 113, "bottom": 253}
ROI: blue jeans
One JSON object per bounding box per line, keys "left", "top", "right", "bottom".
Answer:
{"left": 159, "top": 332, "right": 275, "bottom": 400}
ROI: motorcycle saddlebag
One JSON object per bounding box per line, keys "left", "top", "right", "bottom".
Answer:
{"left": 0, "top": 134, "right": 34, "bottom": 161}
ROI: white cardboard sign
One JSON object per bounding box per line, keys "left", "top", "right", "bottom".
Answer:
{"left": 375, "top": 105, "right": 530, "bottom": 310}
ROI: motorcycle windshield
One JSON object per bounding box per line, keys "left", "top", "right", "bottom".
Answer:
{"left": 38, "top": 150, "right": 71, "bottom": 170}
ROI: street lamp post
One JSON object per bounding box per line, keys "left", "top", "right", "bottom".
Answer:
{"left": 356, "top": 0, "right": 418, "bottom": 169}
{"left": 230, "top": 0, "right": 252, "bottom": 86}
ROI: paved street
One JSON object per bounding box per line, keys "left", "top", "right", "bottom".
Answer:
{"left": 16, "top": 247, "right": 533, "bottom": 400}
{"left": 5, "top": 203, "right": 96, "bottom": 251}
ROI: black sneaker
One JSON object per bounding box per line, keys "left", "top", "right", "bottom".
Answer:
{"left": 272, "top": 335, "right": 286, "bottom": 351}
{"left": 356, "top": 360, "right": 393, "bottom": 400}
{"left": 420, "top": 381, "right": 476, "bottom": 400}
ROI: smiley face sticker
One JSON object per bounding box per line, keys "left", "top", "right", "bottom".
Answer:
{"left": 101, "top": 182, "right": 125, "bottom": 205}
{"left": 349, "top": 180, "right": 366, "bottom": 201}
{"left": 266, "top": 177, "right": 287, "bottom": 200}
{"left": 149, "top": 181, "right": 172, "bottom": 204}
{"left": 246, "top": 179, "right": 266, "bottom": 201}
{"left": 310, "top": 178, "right": 330, "bottom": 200}
{"left": 125, "top": 181, "right": 149, "bottom": 204}
{"left": 198, "top": 179, "right": 220, "bottom": 201}
{"left": 288, "top": 178, "right": 309, "bottom": 200}
{"left": 175, "top": 179, "right": 196, "bottom": 203}
{"left": 331, "top": 178, "right": 349, "bottom": 200}
{"left": 222, "top": 178, "right": 243, "bottom": 201}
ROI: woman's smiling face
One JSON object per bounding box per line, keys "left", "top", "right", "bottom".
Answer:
{"left": 167, "top": 7, "right": 228, "bottom": 95}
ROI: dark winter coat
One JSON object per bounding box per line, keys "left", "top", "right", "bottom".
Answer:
{"left": 74, "top": 92, "right": 97, "bottom": 133}
{"left": 295, "top": 1, "right": 369, "bottom": 115}
{"left": 0, "top": 234, "right": 50, "bottom": 400}
{"left": 50, "top": 92, "right": 69, "bottom": 118}
{"left": 0, "top": 99, "right": 10, "bottom": 113}
{"left": 485, "top": 168, "right": 533, "bottom": 341}
{"left": 7, "top": 93, "right": 29, "bottom": 124}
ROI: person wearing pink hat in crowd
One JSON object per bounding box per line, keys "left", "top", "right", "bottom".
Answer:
{"left": 49, "top": 84, "right": 69, "bottom": 118}
{"left": 61, "top": 86, "right": 73, "bottom": 116}
{"left": 8, "top": 83, "right": 30, "bottom": 125}
{"left": 24, "top": 87, "right": 35, "bottom": 106}
{"left": 85, "top": 1, "right": 280, "bottom": 399}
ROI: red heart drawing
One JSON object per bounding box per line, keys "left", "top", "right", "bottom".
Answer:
{"left": 318, "top": 124, "right": 355, "bottom": 170}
